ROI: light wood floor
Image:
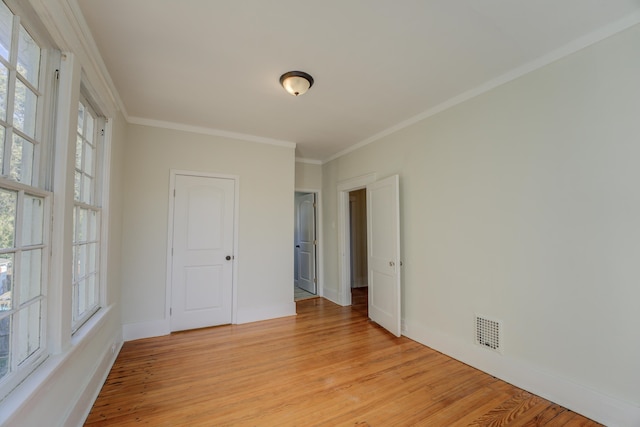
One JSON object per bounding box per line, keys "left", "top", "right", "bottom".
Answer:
{"left": 85, "top": 297, "right": 600, "bottom": 426}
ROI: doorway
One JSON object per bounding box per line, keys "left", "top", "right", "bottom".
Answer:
{"left": 338, "top": 173, "right": 401, "bottom": 336}
{"left": 349, "top": 189, "right": 368, "bottom": 316}
{"left": 294, "top": 191, "right": 318, "bottom": 301}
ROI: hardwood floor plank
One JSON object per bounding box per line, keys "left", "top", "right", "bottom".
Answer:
{"left": 85, "top": 298, "right": 602, "bottom": 426}
{"left": 466, "top": 390, "right": 544, "bottom": 426}
{"left": 518, "top": 404, "right": 568, "bottom": 426}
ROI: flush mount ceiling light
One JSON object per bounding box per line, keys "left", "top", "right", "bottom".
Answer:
{"left": 279, "top": 71, "right": 314, "bottom": 96}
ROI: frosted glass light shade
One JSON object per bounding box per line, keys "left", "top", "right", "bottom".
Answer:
{"left": 279, "top": 71, "right": 314, "bottom": 96}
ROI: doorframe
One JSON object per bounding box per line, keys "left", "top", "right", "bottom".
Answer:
{"left": 165, "top": 169, "right": 241, "bottom": 326}
{"left": 295, "top": 188, "right": 323, "bottom": 297}
{"left": 337, "top": 173, "right": 377, "bottom": 306}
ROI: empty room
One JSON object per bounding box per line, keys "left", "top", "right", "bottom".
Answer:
{"left": 0, "top": 1, "right": 639, "bottom": 426}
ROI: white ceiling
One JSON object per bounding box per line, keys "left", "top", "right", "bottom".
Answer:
{"left": 76, "top": 0, "right": 640, "bottom": 162}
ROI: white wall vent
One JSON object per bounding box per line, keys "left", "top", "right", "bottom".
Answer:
{"left": 475, "top": 315, "right": 502, "bottom": 353}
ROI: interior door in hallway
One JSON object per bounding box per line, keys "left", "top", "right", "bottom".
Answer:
{"left": 295, "top": 192, "right": 317, "bottom": 294}
{"left": 170, "top": 174, "right": 235, "bottom": 331}
{"left": 367, "top": 175, "right": 401, "bottom": 337}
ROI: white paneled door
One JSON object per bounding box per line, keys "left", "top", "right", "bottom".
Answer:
{"left": 367, "top": 175, "right": 401, "bottom": 337}
{"left": 170, "top": 174, "right": 235, "bottom": 332}
{"left": 295, "top": 193, "right": 317, "bottom": 294}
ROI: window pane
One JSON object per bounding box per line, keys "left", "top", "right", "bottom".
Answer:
{"left": 87, "top": 274, "right": 97, "bottom": 311}
{"left": 0, "top": 63, "right": 8, "bottom": 121}
{"left": 0, "top": 315, "right": 10, "bottom": 380}
{"left": 84, "top": 142, "right": 94, "bottom": 175}
{"left": 13, "top": 79, "right": 37, "bottom": 138}
{"left": 0, "top": 253, "right": 12, "bottom": 310}
{"left": 72, "top": 244, "right": 78, "bottom": 282}
{"left": 0, "top": 188, "right": 16, "bottom": 249}
{"left": 17, "top": 301, "right": 40, "bottom": 364}
{"left": 17, "top": 25, "right": 40, "bottom": 88}
{"left": 77, "top": 208, "right": 87, "bottom": 242}
{"left": 0, "top": 2, "right": 12, "bottom": 61}
{"left": 10, "top": 134, "right": 34, "bottom": 185}
{"left": 77, "top": 102, "right": 84, "bottom": 134}
{"left": 75, "top": 135, "right": 82, "bottom": 170}
{"left": 78, "top": 244, "right": 87, "bottom": 279}
{"left": 88, "top": 242, "right": 96, "bottom": 273}
{"left": 71, "top": 283, "right": 76, "bottom": 321}
{"left": 85, "top": 113, "right": 94, "bottom": 143}
{"left": 77, "top": 278, "right": 86, "bottom": 316}
{"left": 88, "top": 210, "right": 97, "bottom": 241}
{"left": 73, "top": 244, "right": 87, "bottom": 282}
{"left": 82, "top": 175, "right": 92, "bottom": 204}
{"left": 21, "top": 195, "right": 43, "bottom": 246}
{"left": 74, "top": 170, "right": 81, "bottom": 201}
{"left": 0, "top": 125, "right": 4, "bottom": 173}
{"left": 19, "top": 249, "right": 41, "bottom": 303}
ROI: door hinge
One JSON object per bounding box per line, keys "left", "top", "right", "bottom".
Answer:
{"left": 171, "top": 247, "right": 173, "bottom": 256}
{"left": 170, "top": 308, "right": 172, "bottom": 316}
{"left": 55, "top": 69, "right": 59, "bottom": 80}
{"left": 313, "top": 240, "right": 318, "bottom": 245}
{"left": 313, "top": 278, "right": 317, "bottom": 284}
{"left": 313, "top": 202, "right": 317, "bottom": 208}
{"left": 173, "top": 189, "right": 176, "bottom": 197}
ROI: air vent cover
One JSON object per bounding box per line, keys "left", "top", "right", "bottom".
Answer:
{"left": 475, "top": 315, "right": 502, "bottom": 353}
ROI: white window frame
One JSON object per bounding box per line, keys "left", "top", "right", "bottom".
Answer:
{"left": 0, "top": 179, "right": 51, "bottom": 400}
{"left": 71, "top": 94, "right": 104, "bottom": 333}
{"left": 0, "top": 0, "right": 56, "bottom": 400}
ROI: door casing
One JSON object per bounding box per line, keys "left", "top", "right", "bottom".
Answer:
{"left": 337, "top": 173, "right": 377, "bottom": 306}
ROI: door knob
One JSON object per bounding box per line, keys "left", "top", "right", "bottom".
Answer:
{"left": 226, "top": 255, "right": 232, "bottom": 261}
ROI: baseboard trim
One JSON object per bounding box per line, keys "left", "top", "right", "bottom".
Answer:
{"left": 123, "top": 319, "right": 170, "bottom": 341}
{"left": 123, "top": 302, "right": 299, "bottom": 340}
{"left": 322, "top": 287, "right": 340, "bottom": 305}
{"left": 236, "top": 302, "right": 296, "bottom": 324}
{"left": 404, "top": 320, "right": 640, "bottom": 427}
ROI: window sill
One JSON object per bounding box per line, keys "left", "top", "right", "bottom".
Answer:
{"left": 0, "top": 305, "right": 115, "bottom": 425}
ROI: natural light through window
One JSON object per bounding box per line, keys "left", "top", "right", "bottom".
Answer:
{"left": 72, "top": 97, "right": 102, "bottom": 332}
{"left": 0, "top": 0, "right": 49, "bottom": 392}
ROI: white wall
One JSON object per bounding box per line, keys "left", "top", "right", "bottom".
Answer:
{"left": 322, "top": 24, "right": 640, "bottom": 426}
{"left": 295, "top": 161, "right": 322, "bottom": 190}
{"left": 121, "top": 124, "right": 296, "bottom": 338}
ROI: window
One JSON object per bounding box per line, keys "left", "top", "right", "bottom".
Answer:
{"left": 72, "top": 97, "right": 102, "bottom": 332}
{"left": 0, "top": 0, "right": 50, "bottom": 391}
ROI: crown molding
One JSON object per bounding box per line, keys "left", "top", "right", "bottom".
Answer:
{"left": 28, "top": 0, "right": 127, "bottom": 118}
{"left": 295, "top": 157, "right": 322, "bottom": 165}
{"left": 323, "top": 12, "right": 640, "bottom": 164}
{"left": 129, "top": 117, "right": 297, "bottom": 150}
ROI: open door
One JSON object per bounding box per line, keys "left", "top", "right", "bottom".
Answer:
{"left": 295, "top": 192, "right": 317, "bottom": 294}
{"left": 367, "top": 175, "right": 401, "bottom": 336}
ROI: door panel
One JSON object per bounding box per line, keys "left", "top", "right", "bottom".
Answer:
{"left": 367, "top": 175, "right": 401, "bottom": 337}
{"left": 295, "top": 193, "right": 316, "bottom": 294}
{"left": 184, "top": 265, "right": 222, "bottom": 310}
{"left": 171, "top": 175, "right": 234, "bottom": 331}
